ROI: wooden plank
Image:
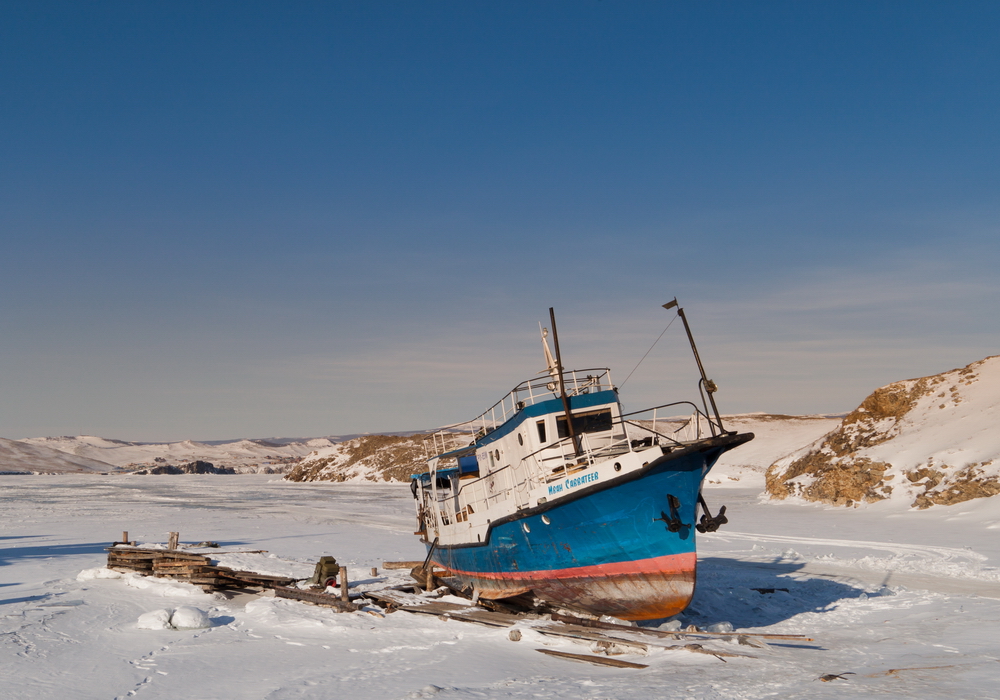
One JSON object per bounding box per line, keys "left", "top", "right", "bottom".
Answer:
{"left": 536, "top": 649, "right": 648, "bottom": 669}
{"left": 273, "top": 586, "right": 358, "bottom": 611}
{"left": 399, "top": 601, "right": 472, "bottom": 616}
{"left": 219, "top": 572, "right": 297, "bottom": 588}
{"left": 549, "top": 613, "right": 812, "bottom": 641}
{"left": 151, "top": 558, "right": 211, "bottom": 568}
{"left": 153, "top": 569, "right": 209, "bottom": 577}
{"left": 222, "top": 570, "right": 297, "bottom": 583}
{"left": 365, "top": 589, "right": 432, "bottom": 608}
{"left": 536, "top": 625, "right": 648, "bottom": 653}
{"left": 538, "top": 623, "right": 753, "bottom": 660}
{"left": 155, "top": 553, "right": 212, "bottom": 562}
{"left": 382, "top": 561, "right": 424, "bottom": 570}
{"left": 396, "top": 601, "right": 525, "bottom": 628}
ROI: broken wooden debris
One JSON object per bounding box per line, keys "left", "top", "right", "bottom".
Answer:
{"left": 273, "top": 586, "right": 359, "bottom": 611}
{"left": 549, "top": 612, "right": 813, "bottom": 642}
{"left": 818, "top": 672, "right": 855, "bottom": 682}
{"left": 364, "top": 587, "right": 436, "bottom": 610}
{"left": 400, "top": 601, "right": 533, "bottom": 628}
{"left": 537, "top": 624, "right": 649, "bottom": 654}
{"left": 106, "top": 535, "right": 297, "bottom": 594}
{"left": 222, "top": 570, "right": 296, "bottom": 585}
{"left": 112, "top": 531, "right": 137, "bottom": 547}
{"left": 538, "top": 622, "right": 755, "bottom": 661}
{"left": 535, "top": 648, "right": 649, "bottom": 669}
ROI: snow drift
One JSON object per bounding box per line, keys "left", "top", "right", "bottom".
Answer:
{"left": 766, "top": 354, "right": 1000, "bottom": 508}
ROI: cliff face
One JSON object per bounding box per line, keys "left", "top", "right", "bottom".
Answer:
{"left": 766, "top": 355, "right": 1000, "bottom": 509}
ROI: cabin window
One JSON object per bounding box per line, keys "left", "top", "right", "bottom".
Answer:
{"left": 557, "top": 409, "right": 613, "bottom": 438}
{"left": 536, "top": 420, "right": 547, "bottom": 443}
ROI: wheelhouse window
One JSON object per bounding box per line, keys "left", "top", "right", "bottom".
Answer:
{"left": 536, "top": 420, "right": 547, "bottom": 444}
{"left": 557, "top": 409, "right": 613, "bottom": 438}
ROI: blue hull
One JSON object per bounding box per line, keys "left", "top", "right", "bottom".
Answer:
{"left": 428, "top": 434, "right": 748, "bottom": 619}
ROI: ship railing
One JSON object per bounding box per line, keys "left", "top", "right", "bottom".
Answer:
{"left": 452, "top": 406, "right": 725, "bottom": 518}
{"left": 453, "top": 425, "right": 625, "bottom": 514}
{"left": 469, "top": 368, "right": 613, "bottom": 437}
{"left": 422, "top": 368, "right": 614, "bottom": 461}
{"left": 620, "top": 401, "right": 724, "bottom": 444}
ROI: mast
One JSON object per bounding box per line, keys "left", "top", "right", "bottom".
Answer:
{"left": 549, "top": 307, "right": 582, "bottom": 457}
{"left": 663, "top": 299, "right": 726, "bottom": 434}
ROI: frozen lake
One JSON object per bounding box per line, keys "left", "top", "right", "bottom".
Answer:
{"left": 3, "top": 475, "right": 1000, "bottom": 699}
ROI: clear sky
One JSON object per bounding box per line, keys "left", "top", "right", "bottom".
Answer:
{"left": 2, "top": 2, "right": 998, "bottom": 441}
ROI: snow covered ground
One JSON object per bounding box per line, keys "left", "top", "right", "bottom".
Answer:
{"left": 3, "top": 474, "right": 999, "bottom": 699}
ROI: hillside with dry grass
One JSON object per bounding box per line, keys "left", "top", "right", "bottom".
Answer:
{"left": 284, "top": 434, "right": 439, "bottom": 483}
{"left": 766, "top": 355, "right": 1000, "bottom": 509}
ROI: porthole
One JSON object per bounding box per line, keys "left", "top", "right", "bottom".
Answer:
{"left": 494, "top": 449, "right": 500, "bottom": 461}
{"left": 518, "top": 433, "right": 523, "bottom": 446}
{"left": 614, "top": 462, "right": 622, "bottom": 472}
{"left": 541, "top": 515, "right": 551, "bottom": 525}
{"left": 522, "top": 522, "right": 531, "bottom": 534}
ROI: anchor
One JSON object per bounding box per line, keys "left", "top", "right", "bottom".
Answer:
{"left": 696, "top": 493, "right": 728, "bottom": 533}
{"left": 654, "top": 494, "right": 687, "bottom": 532}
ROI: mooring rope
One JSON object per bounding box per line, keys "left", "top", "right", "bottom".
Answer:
{"left": 619, "top": 314, "right": 677, "bottom": 389}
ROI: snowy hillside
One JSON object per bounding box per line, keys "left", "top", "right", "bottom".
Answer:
{"left": 0, "top": 437, "right": 114, "bottom": 474}
{"left": 703, "top": 414, "right": 841, "bottom": 488}
{"left": 766, "top": 354, "right": 1000, "bottom": 508}
{"left": 18, "top": 435, "right": 341, "bottom": 473}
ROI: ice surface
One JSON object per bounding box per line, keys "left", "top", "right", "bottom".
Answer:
{"left": 3, "top": 474, "right": 1000, "bottom": 699}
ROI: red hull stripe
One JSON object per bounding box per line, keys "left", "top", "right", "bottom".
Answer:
{"left": 444, "top": 551, "right": 696, "bottom": 582}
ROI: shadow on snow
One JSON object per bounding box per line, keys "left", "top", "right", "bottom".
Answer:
{"left": 0, "top": 540, "right": 113, "bottom": 568}
{"left": 648, "top": 556, "right": 870, "bottom": 629}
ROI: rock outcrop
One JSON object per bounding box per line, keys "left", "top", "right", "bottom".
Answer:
{"left": 130, "top": 460, "right": 236, "bottom": 475}
{"left": 766, "top": 355, "right": 1000, "bottom": 508}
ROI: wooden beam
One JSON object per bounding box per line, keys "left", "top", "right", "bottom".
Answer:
{"left": 535, "top": 649, "right": 648, "bottom": 669}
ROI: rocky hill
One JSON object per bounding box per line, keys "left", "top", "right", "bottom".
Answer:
{"left": 0, "top": 437, "right": 115, "bottom": 474}
{"left": 704, "top": 413, "right": 842, "bottom": 486}
{"left": 284, "top": 433, "right": 443, "bottom": 483}
{"left": 766, "top": 355, "right": 1000, "bottom": 509}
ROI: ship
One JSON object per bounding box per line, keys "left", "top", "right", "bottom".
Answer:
{"left": 410, "top": 301, "right": 753, "bottom": 620}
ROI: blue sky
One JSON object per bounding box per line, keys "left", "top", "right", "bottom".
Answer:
{"left": 2, "top": 2, "right": 998, "bottom": 440}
